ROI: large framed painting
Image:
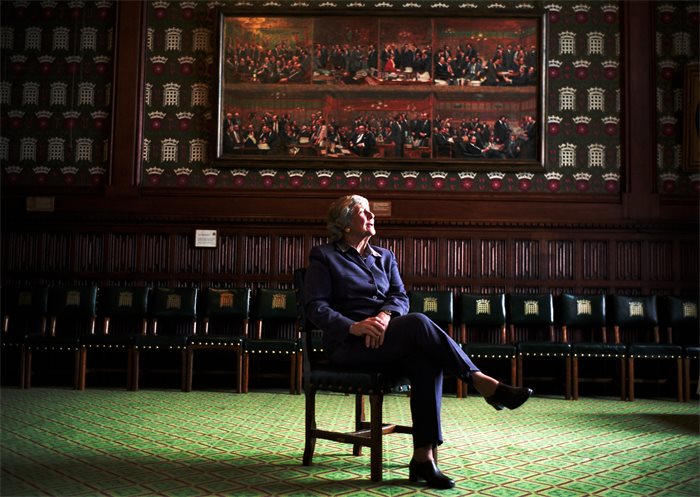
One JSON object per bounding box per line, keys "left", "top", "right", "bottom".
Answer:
{"left": 214, "top": 6, "right": 546, "bottom": 171}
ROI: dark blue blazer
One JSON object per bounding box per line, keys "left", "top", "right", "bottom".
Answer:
{"left": 304, "top": 242, "right": 409, "bottom": 352}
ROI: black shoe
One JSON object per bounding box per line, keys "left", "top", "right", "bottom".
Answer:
{"left": 485, "top": 383, "right": 533, "bottom": 411}
{"left": 408, "top": 459, "right": 455, "bottom": 489}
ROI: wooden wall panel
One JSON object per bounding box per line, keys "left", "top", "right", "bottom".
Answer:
{"left": 143, "top": 234, "right": 170, "bottom": 274}
{"left": 175, "top": 234, "right": 204, "bottom": 275}
{"left": 616, "top": 241, "right": 642, "bottom": 281}
{"left": 277, "top": 235, "right": 305, "bottom": 276}
{"left": 210, "top": 234, "right": 238, "bottom": 276}
{"left": 445, "top": 239, "right": 472, "bottom": 280}
{"left": 242, "top": 235, "right": 272, "bottom": 276}
{"left": 647, "top": 241, "right": 673, "bottom": 282}
{"left": 106, "top": 233, "right": 138, "bottom": 274}
{"left": 40, "top": 233, "right": 70, "bottom": 273}
{"left": 412, "top": 238, "right": 439, "bottom": 279}
{"left": 582, "top": 240, "right": 608, "bottom": 280}
{"left": 680, "top": 241, "right": 699, "bottom": 283}
{"left": 74, "top": 233, "right": 105, "bottom": 273}
{"left": 513, "top": 240, "right": 540, "bottom": 280}
{"left": 479, "top": 240, "right": 507, "bottom": 279}
{"left": 547, "top": 240, "right": 574, "bottom": 280}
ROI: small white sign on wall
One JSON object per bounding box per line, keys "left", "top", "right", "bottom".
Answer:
{"left": 195, "top": 229, "right": 217, "bottom": 248}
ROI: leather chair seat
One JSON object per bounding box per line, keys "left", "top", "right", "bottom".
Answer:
{"left": 628, "top": 343, "right": 683, "bottom": 358}
{"left": 188, "top": 335, "right": 244, "bottom": 347}
{"left": 26, "top": 335, "right": 81, "bottom": 349}
{"left": 245, "top": 338, "right": 299, "bottom": 354}
{"left": 685, "top": 346, "right": 700, "bottom": 359}
{"left": 309, "top": 367, "right": 410, "bottom": 395}
{"left": 133, "top": 335, "right": 189, "bottom": 348}
{"left": 463, "top": 342, "right": 516, "bottom": 358}
{"left": 572, "top": 342, "right": 626, "bottom": 357}
{"left": 82, "top": 334, "right": 135, "bottom": 347}
{"left": 518, "top": 342, "right": 571, "bottom": 356}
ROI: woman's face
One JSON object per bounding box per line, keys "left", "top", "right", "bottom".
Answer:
{"left": 346, "top": 201, "right": 375, "bottom": 239}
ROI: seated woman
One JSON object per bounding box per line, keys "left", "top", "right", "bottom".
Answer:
{"left": 303, "top": 194, "right": 532, "bottom": 490}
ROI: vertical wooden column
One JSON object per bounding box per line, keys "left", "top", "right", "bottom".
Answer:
{"left": 108, "top": 1, "right": 146, "bottom": 195}
{"left": 621, "top": 1, "right": 659, "bottom": 220}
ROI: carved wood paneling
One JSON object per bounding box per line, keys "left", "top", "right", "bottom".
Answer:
{"left": 616, "top": 241, "right": 642, "bottom": 281}
{"left": 3, "top": 232, "right": 39, "bottom": 273}
{"left": 277, "top": 235, "right": 305, "bottom": 275}
{"left": 242, "top": 235, "right": 272, "bottom": 275}
{"left": 143, "top": 234, "right": 170, "bottom": 273}
{"left": 210, "top": 234, "right": 238, "bottom": 276}
{"left": 680, "top": 241, "right": 699, "bottom": 283}
{"left": 582, "top": 240, "right": 608, "bottom": 280}
{"left": 479, "top": 239, "right": 506, "bottom": 279}
{"left": 445, "top": 239, "right": 472, "bottom": 280}
{"left": 374, "top": 237, "right": 406, "bottom": 275}
{"left": 107, "top": 233, "right": 138, "bottom": 273}
{"left": 74, "top": 233, "right": 105, "bottom": 273}
{"left": 175, "top": 234, "right": 204, "bottom": 274}
{"left": 412, "top": 238, "right": 438, "bottom": 278}
{"left": 547, "top": 240, "right": 574, "bottom": 280}
{"left": 647, "top": 241, "right": 673, "bottom": 282}
{"left": 39, "top": 233, "right": 70, "bottom": 272}
{"left": 513, "top": 240, "right": 540, "bottom": 280}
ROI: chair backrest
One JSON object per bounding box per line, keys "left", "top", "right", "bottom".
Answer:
{"left": 97, "top": 286, "right": 150, "bottom": 336}
{"left": 201, "top": 287, "right": 250, "bottom": 336}
{"left": 607, "top": 295, "right": 659, "bottom": 342}
{"left": 508, "top": 293, "right": 554, "bottom": 341}
{"left": 254, "top": 288, "right": 298, "bottom": 339}
{"left": 47, "top": 286, "right": 99, "bottom": 337}
{"left": 150, "top": 287, "right": 198, "bottom": 336}
{"left": 408, "top": 290, "right": 454, "bottom": 329}
{"left": 2, "top": 286, "right": 49, "bottom": 336}
{"left": 558, "top": 293, "right": 607, "bottom": 342}
{"left": 658, "top": 296, "right": 698, "bottom": 345}
{"left": 458, "top": 293, "right": 507, "bottom": 343}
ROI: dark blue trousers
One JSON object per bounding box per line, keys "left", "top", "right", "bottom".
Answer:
{"left": 328, "top": 313, "right": 480, "bottom": 448}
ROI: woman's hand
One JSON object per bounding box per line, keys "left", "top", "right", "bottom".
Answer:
{"left": 349, "top": 313, "right": 391, "bottom": 348}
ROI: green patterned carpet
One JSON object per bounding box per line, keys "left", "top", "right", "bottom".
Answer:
{"left": 1, "top": 388, "right": 698, "bottom": 497}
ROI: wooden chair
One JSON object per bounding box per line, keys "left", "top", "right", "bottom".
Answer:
{"left": 1, "top": 286, "right": 49, "bottom": 388}
{"left": 244, "top": 288, "right": 301, "bottom": 394}
{"left": 132, "top": 287, "right": 198, "bottom": 391}
{"left": 186, "top": 287, "right": 250, "bottom": 393}
{"left": 25, "top": 286, "right": 98, "bottom": 389}
{"left": 79, "top": 286, "right": 150, "bottom": 390}
{"left": 295, "top": 268, "right": 418, "bottom": 482}
{"left": 563, "top": 293, "right": 626, "bottom": 400}
{"left": 658, "top": 296, "right": 699, "bottom": 401}
{"left": 511, "top": 293, "right": 571, "bottom": 399}
{"left": 610, "top": 295, "right": 683, "bottom": 402}
{"left": 458, "top": 293, "right": 516, "bottom": 398}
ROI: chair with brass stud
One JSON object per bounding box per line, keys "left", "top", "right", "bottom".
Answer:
{"left": 563, "top": 293, "right": 626, "bottom": 400}
{"left": 80, "top": 286, "right": 150, "bottom": 390}
{"left": 408, "top": 290, "right": 455, "bottom": 338}
{"left": 610, "top": 295, "right": 683, "bottom": 401}
{"left": 132, "top": 287, "right": 198, "bottom": 391}
{"left": 244, "top": 288, "right": 301, "bottom": 394}
{"left": 511, "top": 293, "right": 571, "bottom": 399}
{"left": 25, "top": 286, "right": 98, "bottom": 389}
{"left": 187, "top": 287, "right": 250, "bottom": 393}
{"left": 1, "top": 286, "right": 49, "bottom": 388}
{"left": 458, "top": 293, "right": 515, "bottom": 399}
{"left": 658, "top": 296, "right": 697, "bottom": 401}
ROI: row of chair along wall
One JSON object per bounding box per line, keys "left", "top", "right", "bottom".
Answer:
{"left": 2, "top": 285, "right": 698, "bottom": 401}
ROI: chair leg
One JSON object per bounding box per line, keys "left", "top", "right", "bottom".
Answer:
{"left": 456, "top": 378, "right": 463, "bottom": 398}
{"left": 676, "top": 357, "right": 683, "bottom": 402}
{"left": 24, "top": 349, "right": 33, "bottom": 389}
{"left": 516, "top": 355, "right": 523, "bottom": 387}
{"left": 572, "top": 356, "right": 579, "bottom": 400}
{"left": 180, "top": 348, "right": 188, "bottom": 392}
{"left": 185, "top": 347, "right": 194, "bottom": 392}
{"left": 19, "top": 346, "right": 27, "bottom": 389}
{"left": 235, "top": 347, "right": 243, "bottom": 393}
{"left": 296, "top": 352, "right": 303, "bottom": 395}
{"left": 73, "top": 349, "right": 83, "bottom": 390}
{"left": 289, "top": 354, "right": 296, "bottom": 394}
{"left": 628, "top": 357, "right": 635, "bottom": 401}
{"left": 620, "top": 356, "right": 627, "bottom": 401}
{"left": 302, "top": 387, "right": 317, "bottom": 466}
{"left": 369, "top": 394, "right": 384, "bottom": 482}
{"left": 353, "top": 394, "right": 364, "bottom": 456}
{"left": 77, "top": 347, "right": 87, "bottom": 390}
{"left": 510, "top": 357, "right": 517, "bottom": 387}
{"left": 684, "top": 357, "right": 690, "bottom": 402}
{"left": 131, "top": 348, "right": 140, "bottom": 391}
{"left": 242, "top": 353, "right": 249, "bottom": 393}
{"left": 565, "top": 356, "right": 572, "bottom": 400}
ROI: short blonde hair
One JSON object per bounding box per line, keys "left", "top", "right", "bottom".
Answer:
{"left": 326, "top": 194, "right": 368, "bottom": 241}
